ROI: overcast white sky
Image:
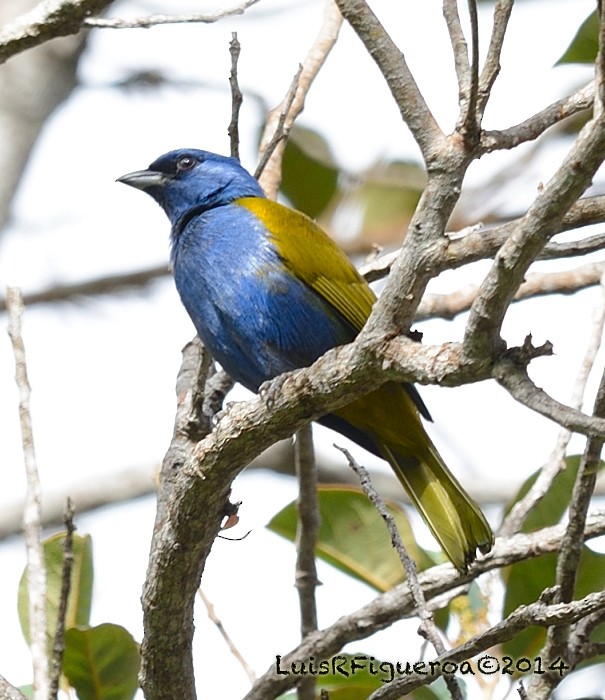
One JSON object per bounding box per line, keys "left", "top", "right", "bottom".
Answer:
{"left": 0, "top": 0, "right": 603, "bottom": 698}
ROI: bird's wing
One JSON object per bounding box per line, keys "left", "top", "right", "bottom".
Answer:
{"left": 236, "top": 197, "right": 375, "bottom": 331}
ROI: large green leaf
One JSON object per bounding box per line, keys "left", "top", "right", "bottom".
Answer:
{"left": 280, "top": 126, "right": 339, "bottom": 219}
{"left": 63, "top": 624, "right": 140, "bottom": 700}
{"left": 18, "top": 532, "right": 93, "bottom": 652}
{"left": 557, "top": 11, "right": 599, "bottom": 65}
{"left": 268, "top": 485, "right": 434, "bottom": 592}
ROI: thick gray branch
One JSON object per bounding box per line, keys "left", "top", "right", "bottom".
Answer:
{"left": 0, "top": 0, "right": 113, "bottom": 65}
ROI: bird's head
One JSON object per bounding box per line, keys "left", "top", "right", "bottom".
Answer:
{"left": 117, "top": 148, "right": 265, "bottom": 230}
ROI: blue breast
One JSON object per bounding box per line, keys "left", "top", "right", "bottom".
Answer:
{"left": 171, "top": 203, "right": 355, "bottom": 391}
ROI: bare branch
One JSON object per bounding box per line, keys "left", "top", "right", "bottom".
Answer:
{"left": 531, "top": 320, "right": 605, "bottom": 696}
{"left": 477, "top": 0, "right": 514, "bottom": 117}
{"left": 7, "top": 287, "right": 48, "bottom": 700}
{"left": 0, "top": 675, "right": 27, "bottom": 700}
{"left": 228, "top": 33, "right": 242, "bottom": 161}
{"left": 481, "top": 82, "right": 595, "bottom": 154}
{"left": 493, "top": 355, "right": 605, "bottom": 440}
{"left": 84, "top": 0, "right": 261, "bottom": 29}
{"left": 255, "top": 66, "right": 302, "bottom": 187}
{"left": 140, "top": 339, "right": 222, "bottom": 700}
{"left": 294, "top": 425, "right": 319, "bottom": 700}
{"left": 442, "top": 0, "right": 470, "bottom": 97}
{"left": 0, "top": 264, "right": 169, "bottom": 312}
{"left": 0, "top": 0, "right": 114, "bottom": 65}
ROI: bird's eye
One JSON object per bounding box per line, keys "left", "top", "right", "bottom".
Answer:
{"left": 176, "top": 155, "right": 196, "bottom": 172}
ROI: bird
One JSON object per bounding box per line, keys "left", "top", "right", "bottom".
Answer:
{"left": 118, "top": 148, "right": 493, "bottom": 572}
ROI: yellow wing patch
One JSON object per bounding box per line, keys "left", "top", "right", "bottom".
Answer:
{"left": 236, "top": 197, "right": 375, "bottom": 331}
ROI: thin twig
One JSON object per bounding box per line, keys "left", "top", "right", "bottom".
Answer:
{"left": 463, "top": 0, "right": 479, "bottom": 138}
{"left": 442, "top": 0, "right": 469, "bottom": 96}
{"left": 7, "top": 287, "right": 49, "bottom": 700}
{"left": 256, "top": 0, "right": 344, "bottom": 196}
{"left": 197, "top": 589, "right": 256, "bottom": 685}
{"left": 294, "top": 425, "right": 320, "bottom": 700}
{"left": 84, "top": 0, "right": 261, "bottom": 28}
{"left": 228, "top": 33, "right": 242, "bottom": 161}
{"left": 477, "top": 0, "right": 514, "bottom": 117}
{"left": 254, "top": 66, "right": 302, "bottom": 184}
{"left": 334, "top": 445, "right": 463, "bottom": 700}
{"left": 49, "top": 499, "right": 76, "bottom": 700}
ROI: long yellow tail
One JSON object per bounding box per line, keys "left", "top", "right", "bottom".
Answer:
{"left": 381, "top": 442, "right": 493, "bottom": 572}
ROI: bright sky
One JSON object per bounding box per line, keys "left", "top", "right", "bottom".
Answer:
{"left": 0, "top": 0, "right": 602, "bottom": 698}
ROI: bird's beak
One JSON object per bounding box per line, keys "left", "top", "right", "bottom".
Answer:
{"left": 116, "top": 169, "right": 171, "bottom": 191}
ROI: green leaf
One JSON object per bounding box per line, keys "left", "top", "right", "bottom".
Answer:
{"left": 280, "top": 126, "right": 339, "bottom": 219}
{"left": 18, "top": 685, "right": 33, "bottom": 699}
{"left": 18, "top": 532, "right": 94, "bottom": 652}
{"left": 557, "top": 11, "right": 599, "bottom": 65}
{"left": 63, "top": 624, "right": 140, "bottom": 700}
{"left": 268, "top": 485, "right": 434, "bottom": 592}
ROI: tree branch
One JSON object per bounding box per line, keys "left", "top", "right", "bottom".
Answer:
{"left": 7, "top": 287, "right": 49, "bottom": 700}
{"left": 493, "top": 353, "right": 605, "bottom": 440}
{"left": 0, "top": 0, "right": 114, "bottom": 65}
{"left": 480, "top": 82, "right": 595, "bottom": 154}
{"left": 0, "top": 675, "right": 27, "bottom": 700}
{"left": 293, "top": 424, "right": 319, "bottom": 700}
{"left": 84, "top": 0, "right": 260, "bottom": 29}
{"left": 477, "top": 0, "right": 514, "bottom": 118}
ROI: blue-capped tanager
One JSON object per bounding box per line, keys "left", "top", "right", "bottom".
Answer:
{"left": 118, "top": 148, "right": 493, "bottom": 572}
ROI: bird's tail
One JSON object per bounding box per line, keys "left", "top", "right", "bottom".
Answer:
{"left": 380, "top": 441, "right": 493, "bottom": 573}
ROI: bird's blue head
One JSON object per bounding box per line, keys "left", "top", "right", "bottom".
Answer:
{"left": 117, "top": 148, "right": 265, "bottom": 232}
